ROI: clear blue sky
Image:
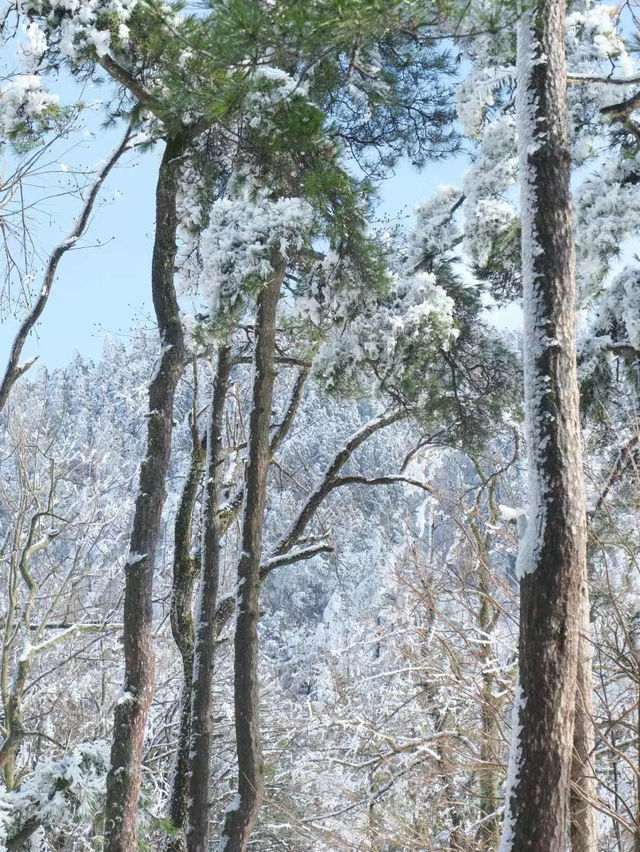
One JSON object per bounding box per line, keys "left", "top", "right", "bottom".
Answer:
{"left": 0, "top": 118, "right": 159, "bottom": 368}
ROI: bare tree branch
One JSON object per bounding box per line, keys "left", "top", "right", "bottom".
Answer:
{"left": 0, "top": 125, "right": 133, "bottom": 414}
{"left": 259, "top": 541, "right": 333, "bottom": 580}
{"left": 568, "top": 74, "right": 640, "bottom": 86}
{"left": 601, "top": 89, "right": 640, "bottom": 119}
{"left": 330, "top": 474, "right": 436, "bottom": 494}
{"left": 272, "top": 410, "right": 407, "bottom": 558}
{"left": 593, "top": 433, "right": 640, "bottom": 514}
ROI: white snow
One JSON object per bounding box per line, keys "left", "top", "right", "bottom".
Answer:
{"left": 498, "top": 682, "right": 526, "bottom": 852}
{"left": 514, "top": 9, "right": 549, "bottom": 581}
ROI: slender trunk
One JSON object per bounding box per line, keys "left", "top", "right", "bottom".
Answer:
{"left": 0, "top": 657, "right": 28, "bottom": 786}
{"left": 499, "top": 0, "right": 587, "bottom": 849}
{"left": 478, "top": 673, "right": 501, "bottom": 849}
{"left": 104, "top": 134, "right": 187, "bottom": 852}
{"left": 0, "top": 513, "right": 55, "bottom": 782}
{"left": 186, "top": 346, "right": 232, "bottom": 852}
{"left": 637, "top": 670, "right": 640, "bottom": 852}
{"left": 178, "top": 356, "right": 306, "bottom": 852}
{"left": 596, "top": 641, "right": 622, "bottom": 850}
{"left": 421, "top": 645, "right": 463, "bottom": 849}
{"left": 474, "top": 524, "right": 501, "bottom": 850}
{"left": 438, "top": 725, "right": 464, "bottom": 852}
{"left": 221, "top": 259, "right": 285, "bottom": 852}
{"left": 630, "top": 630, "right": 640, "bottom": 852}
{"left": 166, "top": 385, "right": 206, "bottom": 852}
{"left": 570, "top": 565, "right": 598, "bottom": 852}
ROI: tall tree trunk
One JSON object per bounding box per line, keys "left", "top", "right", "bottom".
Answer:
{"left": 104, "top": 134, "right": 187, "bottom": 852}
{"left": 499, "top": 0, "right": 587, "bottom": 849}
{"left": 637, "top": 670, "right": 640, "bottom": 852}
{"left": 186, "top": 346, "right": 232, "bottom": 852}
{"left": 220, "top": 258, "right": 285, "bottom": 852}
{"left": 473, "top": 521, "right": 501, "bottom": 851}
{"left": 175, "top": 362, "right": 308, "bottom": 852}
{"left": 166, "top": 378, "right": 206, "bottom": 852}
{"left": 628, "top": 629, "right": 640, "bottom": 852}
{"left": 570, "top": 565, "right": 598, "bottom": 852}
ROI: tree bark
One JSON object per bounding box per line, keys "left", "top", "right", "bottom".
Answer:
{"left": 472, "top": 520, "right": 501, "bottom": 851}
{"left": 499, "top": 0, "right": 587, "bottom": 849}
{"left": 186, "top": 346, "right": 232, "bottom": 852}
{"left": 220, "top": 258, "right": 285, "bottom": 852}
{"left": 570, "top": 565, "right": 598, "bottom": 852}
{"left": 170, "top": 363, "right": 307, "bottom": 850}
{"left": 166, "top": 383, "right": 206, "bottom": 852}
{"left": 104, "top": 134, "right": 187, "bottom": 852}
{"left": 637, "top": 669, "right": 640, "bottom": 852}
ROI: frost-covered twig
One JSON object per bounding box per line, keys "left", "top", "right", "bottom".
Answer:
{"left": 27, "top": 622, "right": 124, "bottom": 656}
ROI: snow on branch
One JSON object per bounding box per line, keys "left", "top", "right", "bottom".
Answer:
{"left": 27, "top": 622, "right": 124, "bottom": 657}
{"left": 259, "top": 541, "right": 333, "bottom": 581}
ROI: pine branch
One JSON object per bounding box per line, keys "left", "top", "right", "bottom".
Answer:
{"left": 606, "top": 341, "right": 640, "bottom": 358}
{"left": 98, "top": 55, "right": 163, "bottom": 113}
{"left": 568, "top": 74, "right": 640, "bottom": 86}
{"left": 601, "top": 89, "right": 640, "bottom": 119}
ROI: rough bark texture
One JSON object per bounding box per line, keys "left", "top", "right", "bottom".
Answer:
{"left": 104, "top": 135, "right": 187, "bottom": 852}
{"left": 166, "top": 397, "right": 206, "bottom": 852}
{"left": 637, "top": 670, "right": 640, "bottom": 852}
{"left": 570, "top": 565, "right": 598, "bottom": 852}
{"left": 472, "top": 519, "right": 501, "bottom": 851}
{"left": 221, "top": 260, "right": 285, "bottom": 852}
{"left": 186, "top": 347, "right": 232, "bottom": 852}
{"left": 501, "top": 0, "right": 587, "bottom": 849}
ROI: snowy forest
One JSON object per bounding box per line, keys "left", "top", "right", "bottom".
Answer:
{"left": 2, "top": 0, "right": 640, "bottom": 850}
